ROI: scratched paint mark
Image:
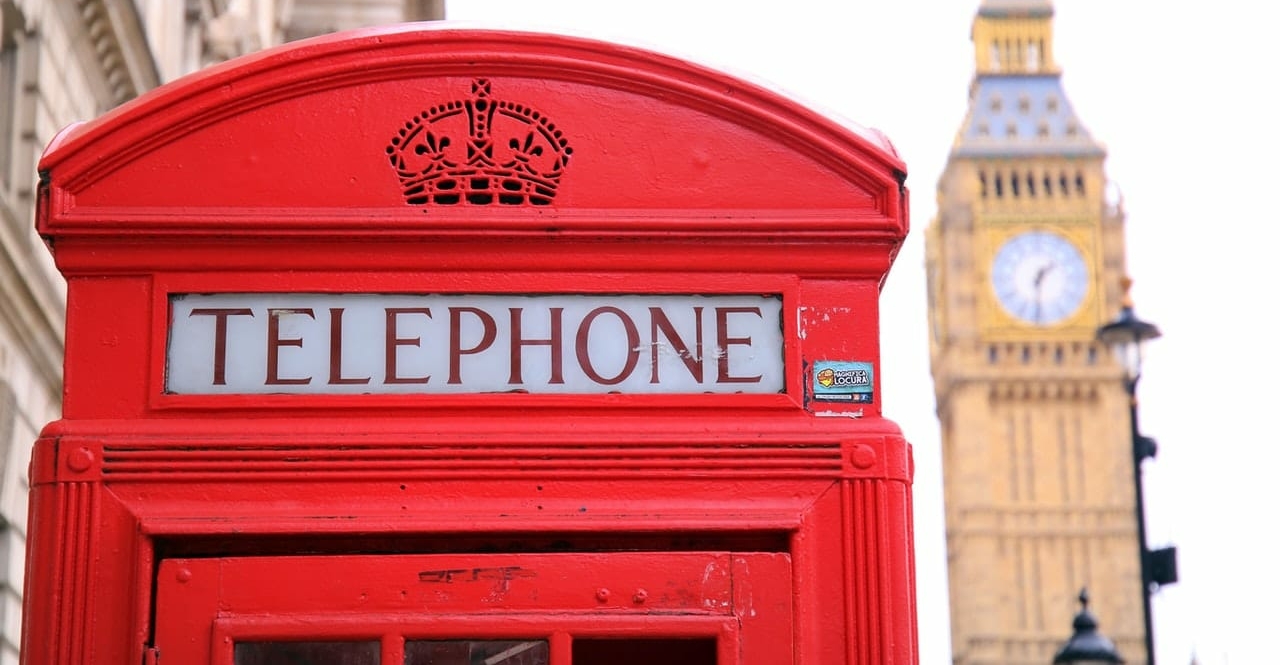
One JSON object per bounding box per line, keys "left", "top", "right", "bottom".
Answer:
{"left": 418, "top": 566, "right": 536, "bottom": 584}
{"left": 642, "top": 342, "right": 703, "bottom": 362}
{"left": 419, "top": 566, "right": 537, "bottom": 602}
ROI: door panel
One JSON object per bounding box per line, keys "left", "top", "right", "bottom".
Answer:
{"left": 154, "top": 552, "right": 790, "bottom": 665}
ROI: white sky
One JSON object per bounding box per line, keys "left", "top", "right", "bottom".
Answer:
{"left": 439, "top": 2, "right": 1276, "bottom": 663}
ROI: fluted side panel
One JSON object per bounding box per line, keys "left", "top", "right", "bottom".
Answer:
{"left": 846, "top": 478, "right": 918, "bottom": 664}
{"left": 54, "top": 482, "right": 97, "bottom": 664}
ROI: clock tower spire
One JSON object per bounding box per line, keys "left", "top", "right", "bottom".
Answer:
{"left": 972, "top": 0, "right": 1059, "bottom": 76}
{"left": 926, "top": 1, "right": 1146, "bottom": 664}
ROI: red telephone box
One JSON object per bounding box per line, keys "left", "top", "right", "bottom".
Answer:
{"left": 25, "top": 27, "right": 915, "bottom": 665}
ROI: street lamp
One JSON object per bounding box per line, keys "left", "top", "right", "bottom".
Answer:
{"left": 1095, "top": 281, "right": 1177, "bottom": 665}
{"left": 1054, "top": 590, "right": 1126, "bottom": 659}
{"left": 1052, "top": 588, "right": 1124, "bottom": 664}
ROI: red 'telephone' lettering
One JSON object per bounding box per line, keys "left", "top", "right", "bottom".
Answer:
{"left": 577, "top": 307, "right": 641, "bottom": 385}
{"left": 189, "top": 308, "right": 254, "bottom": 385}
{"left": 716, "top": 307, "right": 763, "bottom": 384}
{"left": 648, "top": 306, "right": 703, "bottom": 383}
{"left": 266, "top": 308, "right": 314, "bottom": 385}
{"left": 328, "top": 308, "right": 371, "bottom": 385}
{"left": 448, "top": 307, "right": 497, "bottom": 384}
{"left": 509, "top": 307, "right": 564, "bottom": 385}
{"left": 384, "top": 308, "right": 432, "bottom": 384}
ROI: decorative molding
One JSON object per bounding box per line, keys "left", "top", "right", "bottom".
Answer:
{"left": 76, "top": 0, "right": 160, "bottom": 105}
{"left": 100, "top": 440, "right": 844, "bottom": 481}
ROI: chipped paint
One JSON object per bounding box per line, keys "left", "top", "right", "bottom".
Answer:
{"left": 799, "top": 305, "right": 856, "bottom": 334}
{"left": 701, "top": 561, "right": 732, "bottom": 612}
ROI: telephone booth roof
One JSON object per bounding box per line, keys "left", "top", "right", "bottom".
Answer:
{"left": 37, "top": 24, "right": 907, "bottom": 256}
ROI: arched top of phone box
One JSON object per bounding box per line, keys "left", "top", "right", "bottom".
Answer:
{"left": 38, "top": 24, "right": 907, "bottom": 246}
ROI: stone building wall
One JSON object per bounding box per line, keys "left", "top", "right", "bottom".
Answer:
{"left": 0, "top": 2, "right": 443, "bottom": 660}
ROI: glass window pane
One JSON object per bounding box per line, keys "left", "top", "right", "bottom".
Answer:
{"left": 404, "top": 640, "right": 549, "bottom": 665}
{"left": 572, "top": 638, "right": 716, "bottom": 665}
{"left": 235, "top": 641, "right": 380, "bottom": 665}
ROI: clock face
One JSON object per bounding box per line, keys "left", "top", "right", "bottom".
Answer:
{"left": 990, "top": 231, "right": 1088, "bottom": 325}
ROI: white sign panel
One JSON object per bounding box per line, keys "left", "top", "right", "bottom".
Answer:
{"left": 167, "top": 294, "right": 784, "bottom": 395}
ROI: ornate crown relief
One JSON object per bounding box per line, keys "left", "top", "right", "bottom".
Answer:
{"left": 386, "top": 78, "right": 573, "bottom": 207}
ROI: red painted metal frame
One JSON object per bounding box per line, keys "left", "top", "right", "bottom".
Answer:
{"left": 24, "top": 27, "right": 916, "bottom": 665}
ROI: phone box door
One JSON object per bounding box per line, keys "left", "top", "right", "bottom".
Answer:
{"left": 155, "top": 552, "right": 792, "bottom": 665}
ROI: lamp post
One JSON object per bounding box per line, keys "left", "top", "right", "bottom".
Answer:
{"left": 1052, "top": 588, "right": 1124, "bottom": 664}
{"left": 1095, "top": 282, "right": 1177, "bottom": 665}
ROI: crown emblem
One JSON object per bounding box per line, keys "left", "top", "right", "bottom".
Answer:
{"left": 386, "top": 78, "right": 572, "bottom": 207}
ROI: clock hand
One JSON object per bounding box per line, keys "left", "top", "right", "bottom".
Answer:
{"left": 1033, "top": 263, "right": 1054, "bottom": 288}
{"left": 1032, "top": 263, "right": 1055, "bottom": 323}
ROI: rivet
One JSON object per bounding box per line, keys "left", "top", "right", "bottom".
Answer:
{"left": 66, "top": 447, "right": 95, "bottom": 473}
{"left": 632, "top": 588, "right": 648, "bottom": 604}
{"left": 850, "top": 444, "right": 877, "bottom": 469}
{"left": 176, "top": 568, "right": 192, "bottom": 583}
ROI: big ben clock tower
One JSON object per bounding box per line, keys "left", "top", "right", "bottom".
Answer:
{"left": 926, "top": 1, "right": 1147, "bottom": 663}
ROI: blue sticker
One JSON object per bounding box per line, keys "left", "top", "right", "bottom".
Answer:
{"left": 812, "top": 361, "right": 874, "bottom": 403}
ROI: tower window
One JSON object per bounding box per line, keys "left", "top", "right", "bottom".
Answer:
{"left": 1075, "top": 172, "right": 1085, "bottom": 196}
{"left": 994, "top": 173, "right": 1004, "bottom": 197}
{"left": 979, "top": 171, "right": 988, "bottom": 198}
{"left": 990, "top": 95, "right": 1003, "bottom": 113}
{"left": 1037, "top": 122, "right": 1049, "bottom": 138}
{"left": 1010, "top": 173, "right": 1020, "bottom": 197}
{"left": 1018, "top": 96, "right": 1030, "bottom": 113}
{"left": 1006, "top": 122, "right": 1017, "bottom": 137}
{"left": 1026, "top": 173, "right": 1036, "bottom": 197}
{"left": 1046, "top": 96, "right": 1059, "bottom": 113}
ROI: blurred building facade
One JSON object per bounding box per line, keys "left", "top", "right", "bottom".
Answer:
{"left": 925, "top": 1, "right": 1145, "bottom": 664}
{"left": 0, "top": 1, "right": 441, "bottom": 662}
